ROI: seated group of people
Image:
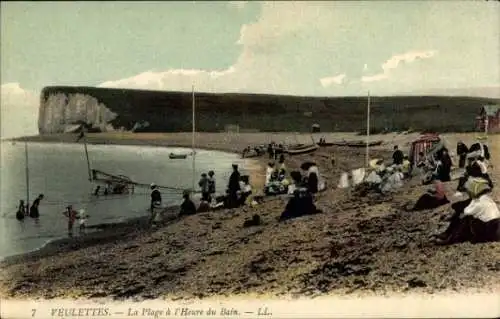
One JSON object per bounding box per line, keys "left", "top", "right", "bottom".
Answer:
{"left": 264, "top": 155, "right": 326, "bottom": 197}
{"left": 434, "top": 175, "right": 499, "bottom": 245}
{"left": 409, "top": 151, "right": 499, "bottom": 244}
{"left": 279, "top": 163, "right": 328, "bottom": 221}
{"left": 362, "top": 159, "right": 408, "bottom": 194}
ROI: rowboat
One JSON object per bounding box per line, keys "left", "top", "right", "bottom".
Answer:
{"left": 169, "top": 153, "right": 188, "bottom": 159}
{"left": 285, "top": 144, "right": 319, "bottom": 155}
{"left": 317, "top": 142, "right": 335, "bottom": 147}
{"left": 345, "top": 140, "right": 383, "bottom": 148}
{"left": 330, "top": 140, "right": 383, "bottom": 147}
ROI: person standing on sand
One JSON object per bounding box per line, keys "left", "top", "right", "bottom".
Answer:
{"left": 456, "top": 141, "right": 469, "bottom": 168}
{"left": 392, "top": 145, "right": 404, "bottom": 166}
{"left": 208, "top": 170, "right": 216, "bottom": 202}
{"left": 63, "top": 205, "right": 79, "bottom": 237}
{"left": 29, "top": 194, "right": 44, "bottom": 219}
{"left": 150, "top": 183, "right": 162, "bottom": 210}
{"left": 198, "top": 173, "right": 210, "bottom": 202}
{"left": 227, "top": 164, "right": 241, "bottom": 208}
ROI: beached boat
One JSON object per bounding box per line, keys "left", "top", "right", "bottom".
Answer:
{"left": 169, "top": 153, "right": 188, "bottom": 159}
{"left": 317, "top": 142, "right": 335, "bottom": 147}
{"left": 285, "top": 144, "right": 319, "bottom": 155}
{"left": 345, "top": 140, "right": 383, "bottom": 148}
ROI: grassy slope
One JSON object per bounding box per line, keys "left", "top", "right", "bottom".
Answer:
{"left": 40, "top": 86, "right": 499, "bottom": 133}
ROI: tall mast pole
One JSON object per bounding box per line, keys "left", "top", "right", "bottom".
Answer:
{"left": 366, "top": 91, "right": 371, "bottom": 167}
{"left": 24, "top": 141, "right": 30, "bottom": 209}
{"left": 192, "top": 85, "right": 196, "bottom": 192}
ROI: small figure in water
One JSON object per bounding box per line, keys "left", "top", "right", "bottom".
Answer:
{"left": 29, "top": 194, "right": 44, "bottom": 219}
{"left": 104, "top": 181, "right": 112, "bottom": 196}
{"left": 179, "top": 190, "right": 197, "bottom": 216}
{"left": 16, "top": 200, "right": 26, "bottom": 221}
{"left": 63, "top": 205, "right": 79, "bottom": 237}
{"left": 93, "top": 185, "right": 101, "bottom": 196}
{"left": 78, "top": 209, "right": 89, "bottom": 234}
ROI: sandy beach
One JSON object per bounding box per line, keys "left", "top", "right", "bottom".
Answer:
{"left": 1, "top": 131, "right": 499, "bottom": 300}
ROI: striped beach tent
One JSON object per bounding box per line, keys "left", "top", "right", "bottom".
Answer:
{"left": 409, "top": 133, "right": 441, "bottom": 165}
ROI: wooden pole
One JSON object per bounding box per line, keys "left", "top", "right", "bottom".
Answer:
{"left": 366, "top": 91, "right": 371, "bottom": 167}
{"left": 484, "top": 116, "right": 489, "bottom": 137}
{"left": 83, "top": 130, "right": 92, "bottom": 182}
{"left": 192, "top": 85, "right": 196, "bottom": 193}
{"left": 24, "top": 141, "right": 30, "bottom": 209}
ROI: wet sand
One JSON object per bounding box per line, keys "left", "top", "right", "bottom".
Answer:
{"left": 1, "top": 132, "right": 499, "bottom": 300}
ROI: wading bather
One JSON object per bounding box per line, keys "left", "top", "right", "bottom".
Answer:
{"left": 16, "top": 200, "right": 26, "bottom": 221}
{"left": 29, "top": 194, "right": 44, "bottom": 219}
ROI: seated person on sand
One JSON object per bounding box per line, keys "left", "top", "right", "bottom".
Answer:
{"left": 287, "top": 171, "right": 305, "bottom": 195}
{"left": 434, "top": 177, "right": 500, "bottom": 245}
{"left": 410, "top": 180, "right": 449, "bottom": 211}
{"left": 237, "top": 175, "right": 253, "bottom": 206}
{"left": 456, "top": 158, "right": 493, "bottom": 195}
{"left": 265, "top": 166, "right": 289, "bottom": 196}
{"left": 380, "top": 166, "right": 404, "bottom": 194}
{"left": 300, "top": 162, "right": 326, "bottom": 194}
{"left": 435, "top": 149, "right": 452, "bottom": 182}
{"left": 279, "top": 186, "right": 321, "bottom": 221}
{"left": 414, "top": 152, "right": 432, "bottom": 178}
{"left": 179, "top": 190, "right": 197, "bottom": 216}
{"left": 401, "top": 156, "right": 411, "bottom": 179}
{"left": 265, "top": 162, "right": 275, "bottom": 185}
{"left": 475, "top": 156, "right": 494, "bottom": 187}
{"left": 362, "top": 159, "right": 385, "bottom": 188}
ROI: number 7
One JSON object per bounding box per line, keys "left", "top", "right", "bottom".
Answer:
{"left": 32, "top": 309, "right": 36, "bottom": 317}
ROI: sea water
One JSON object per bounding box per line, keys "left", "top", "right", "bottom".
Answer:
{"left": 0, "top": 141, "right": 250, "bottom": 259}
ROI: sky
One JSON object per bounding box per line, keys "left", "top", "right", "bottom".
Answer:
{"left": 1, "top": 1, "right": 499, "bottom": 138}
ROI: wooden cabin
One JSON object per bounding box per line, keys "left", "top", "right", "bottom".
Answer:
{"left": 476, "top": 104, "right": 500, "bottom": 133}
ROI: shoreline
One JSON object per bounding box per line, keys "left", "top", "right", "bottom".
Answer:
{"left": 1, "top": 134, "right": 267, "bottom": 265}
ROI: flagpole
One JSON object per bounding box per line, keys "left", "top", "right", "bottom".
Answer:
{"left": 24, "top": 141, "right": 30, "bottom": 209}
{"left": 366, "top": 91, "right": 371, "bottom": 167}
{"left": 191, "top": 85, "right": 196, "bottom": 193}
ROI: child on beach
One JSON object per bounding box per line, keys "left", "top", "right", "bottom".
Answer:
{"left": 63, "top": 205, "right": 79, "bottom": 237}
{"left": 78, "top": 209, "right": 89, "bottom": 234}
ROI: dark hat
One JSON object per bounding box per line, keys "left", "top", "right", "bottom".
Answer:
{"left": 300, "top": 162, "right": 316, "bottom": 171}
{"left": 232, "top": 164, "right": 238, "bottom": 169}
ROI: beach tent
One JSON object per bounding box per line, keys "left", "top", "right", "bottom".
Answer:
{"left": 409, "top": 133, "right": 441, "bottom": 164}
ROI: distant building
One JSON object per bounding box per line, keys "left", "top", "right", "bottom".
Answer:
{"left": 475, "top": 104, "right": 500, "bottom": 133}
{"left": 225, "top": 124, "right": 240, "bottom": 133}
